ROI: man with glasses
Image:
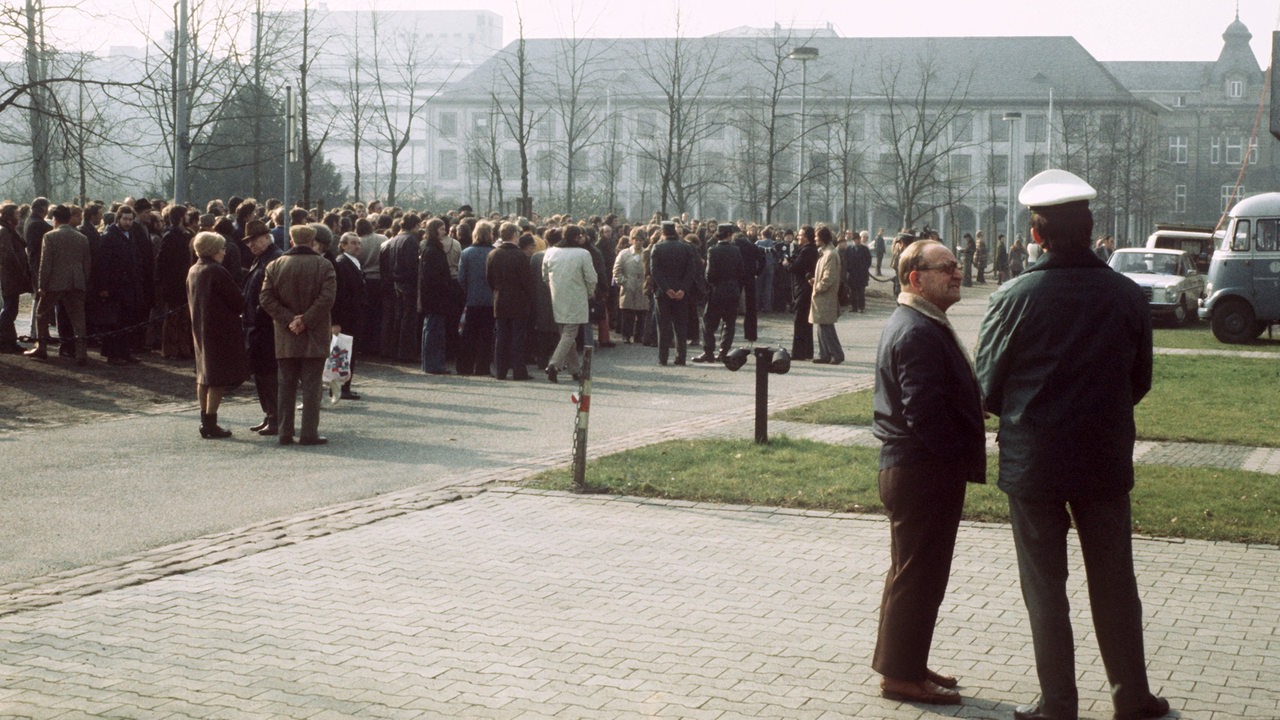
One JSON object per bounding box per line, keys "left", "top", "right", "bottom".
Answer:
{"left": 871, "top": 235, "right": 985, "bottom": 706}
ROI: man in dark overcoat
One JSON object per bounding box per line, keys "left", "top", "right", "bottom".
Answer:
{"left": 242, "top": 220, "right": 283, "bottom": 434}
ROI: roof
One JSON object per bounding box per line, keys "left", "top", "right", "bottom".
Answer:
{"left": 1103, "top": 61, "right": 1211, "bottom": 93}
{"left": 442, "top": 35, "right": 1138, "bottom": 106}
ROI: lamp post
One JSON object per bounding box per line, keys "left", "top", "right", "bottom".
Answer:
{"left": 1002, "top": 112, "right": 1022, "bottom": 245}
{"left": 788, "top": 46, "right": 819, "bottom": 229}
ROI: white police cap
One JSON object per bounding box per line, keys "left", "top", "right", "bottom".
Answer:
{"left": 1018, "top": 169, "right": 1097, "bottom": 208}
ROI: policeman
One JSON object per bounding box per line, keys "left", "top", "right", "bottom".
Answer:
{"left": 693, "top": 223, "right": 743, "bottom": 363}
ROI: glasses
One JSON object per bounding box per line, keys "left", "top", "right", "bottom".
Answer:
{"left": 917, "top": 261, "right": 960, "bottom": 274}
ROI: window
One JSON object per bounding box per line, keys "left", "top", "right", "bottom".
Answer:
{"left": 1174, "top": 184, "right": 1187, "bottom": 214}
{"left": 1249, "top": 139, "right": 1259, "bottom": 164}
{"left": 1258, "top": 219, "right": 1280, "bottom": 251}
{"left": 1232, "top": 219, "right": 1250, "bottom": 251}
{"left": 536, "top": 151, "right": 554, "bottom": 180}
{"left": 1228, "top": 79, "right": 1244, "bottom": 98}
{"left": 1210, "top": 137, "right": 1221, "bottom": 164}
{"left": 1226, "top": 136, "right": 1244, "bottom": 165}
{"left": 1025, "top": 114, "right": 1047, "bottom": 143}
{"left": 1025, "top": 154, "right": 1045, "bottom": 178}
{"left": 951, "top": 113, "right": 972, "bottom": 143}
{"left": 878, "top": 151, "right": 897, "bottom": 179}
{"left": 989, "top": 114, "right": 1010, "bottom": 142}
{"left": 949, "top": 154, "right": 972, "bottom": 181}
{"left": 637, "top": 112, "right": 657, "bottom": 138}
{"left": 536, "top": 116, "right": 558, "bottom": 142}
{"left": 438, "top": 149, "right": 458, "bottom": 180}
{"left": 1168, "top": 135, "right": 1188, "bottom": 164}
{"left": 845, "top": 113, "right": 865, "bottom": 142}
{"left": 991, "top": 155, "right": 1009, "bottom": 185}
{"left": 1099, "top": 114, "right": 1120, "bottom": 141}
{"left": 1223, "top": 185, "right": 1242, "bottom": 214}
{"left": 880, "top": 114, "right": 895, "bottom": 142}
{"left": 439, "top": 111, "right": 458, "bottom": 138}
{"left": 502, "top": 149, "right": 520, "bottom": 178}
{"left": 1173, "top": 95, "right": 1186, "bottom": 107}
{"left": 472, "top": 113, "right": 489, "bottom": 132}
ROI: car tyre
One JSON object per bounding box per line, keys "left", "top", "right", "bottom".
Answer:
{"left": 1172, "top": 297, "right": 1189, "bottom": 326}
{"left": 1210, "top": 298, "right": 1256, "bottom": 343}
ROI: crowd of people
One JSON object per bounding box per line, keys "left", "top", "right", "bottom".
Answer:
{"left": 1, "top": 195, "right": 885, "bottom": 394}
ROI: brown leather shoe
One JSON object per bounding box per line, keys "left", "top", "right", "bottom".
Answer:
{"left": 880, "top": 677, "right": 962, "bottom": 705}
{"left": 924, "top": 669, "right": 958, "bottom": 688}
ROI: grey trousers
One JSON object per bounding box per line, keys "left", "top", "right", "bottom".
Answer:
{"left": 277, "top": 357, "right": 325, "bottom": 441}
{"left": 1008, "top": 492, "right": 1154, "bottom": 719}
{"left": 816, "top": 323, "right": 843, "bottom": 362}
{"left": 548, "top": 323, "right": 581, "bottom": 374}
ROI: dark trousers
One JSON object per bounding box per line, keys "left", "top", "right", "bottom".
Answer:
{"left": 394, "top": 292, "right": 421, "bottom": 363}
{"left": 701, "top": 299, "right": 737, "bottom": 356}
{"left": 872, "top": 461, "right": 967, "bottom": 680}
{"left": 618, "top": 308, "right": 645, "bottom": 342}
{"left": 852, "top": 285, "right": 867, "bottom": 312}
{"left": 655, "top": 295, "right": 688, "bottom": 363}
{"left": 247, "top": 334, "right": 278, "bottom": 422}
{"left": 0, "top": 293, "right": 19, "bottom": 346}
{"left": 362, "top": 277, "right": 383, "bottom": 357}
{"left": 493, "top": 315, "right": 529, "bottom": 379}
{"left": 379, "top": 283, "right": 398, "bottom": 358}
{"left": 1009, "top": 493, "right": 1154, "bottom": 719}
{"left": 101, "top": 318, "right": 132, "bottom": 360}
{"left": 791, "top": 296, "right": 814, "bottom": 360}
{"left": 277, "top": 356, "right": 324, "bottom": 441}
{"left": 457, "top": 306, "right": 494, "bottom": 376}
{"left": 741, "top": 282, "right": 758, "bottom": 342}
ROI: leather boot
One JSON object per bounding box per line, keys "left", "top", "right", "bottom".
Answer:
{"left": 200, "top": 412, "right": 232, "bottom": 439}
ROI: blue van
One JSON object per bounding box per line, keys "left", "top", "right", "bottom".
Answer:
{"left": 1199, "top": 192, "right": 1280, "bottom": 343}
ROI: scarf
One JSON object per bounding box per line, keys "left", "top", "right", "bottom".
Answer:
{"left": 897, "top": 291, "right": 976, "bottom": 374}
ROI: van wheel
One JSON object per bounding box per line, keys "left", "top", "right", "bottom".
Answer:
{"left": 1211, "top": 299, "right": 1256, "bottom": 343}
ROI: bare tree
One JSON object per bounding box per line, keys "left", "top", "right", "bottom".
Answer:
{"left": 492, "top": 10, "right": 542, "bottom": 217}
{"left": 548, "top": 8, "right": 611, "bottom": 215}
{"left": 871, "top": 49, "right": 974, "bottom": 229}
{"left": 637, "top": 12, "right": 726, "bottom": 215}
{"left": 738, "top": 31, "right": 813, "bottom": 223}
{"left": 829, "top": 73, "right": 869, "bottom": 230}
{"left": 138, "top": 0, "right": 259, "bottom": 201}
{"left": 366, "top": 11, "right": 454, "bottom": 207}
{"left": 295, "top": 0, "right": 338, "bottom": 207}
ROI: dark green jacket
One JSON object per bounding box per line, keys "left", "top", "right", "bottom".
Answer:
{"left": 975, "top": 249, "right": 1152, "bottom": 502}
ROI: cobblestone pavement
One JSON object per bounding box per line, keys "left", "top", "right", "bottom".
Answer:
{"left": 0, "top": 487, "right": 1276, "bottom": 720}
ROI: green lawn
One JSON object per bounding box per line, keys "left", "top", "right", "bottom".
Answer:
{"left": 1154, "top": 323, "right": 1280, "bottom": 352}
{"left": 525, "top": 437, "right": 1280, "bottom": 545}
{"left": 775, "top": 354, "right": 1280, "bottom": 447}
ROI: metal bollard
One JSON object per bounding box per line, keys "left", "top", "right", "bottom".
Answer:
{"left": 570, "top": 346, "right": 593, "bottom": 490}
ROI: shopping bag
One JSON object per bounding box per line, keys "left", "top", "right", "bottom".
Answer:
{"left": 322, "top": 332, "right": 354, "bottom": 384}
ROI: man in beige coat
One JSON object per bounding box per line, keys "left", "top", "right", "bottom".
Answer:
{"left": 260, "top": 224, "right": 337, "bottom": 446}
{"left": 27, "top": 204, "right": 90, "bottom": 365}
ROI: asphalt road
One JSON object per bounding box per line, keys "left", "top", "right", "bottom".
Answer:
{"left": 0, "top": 282, "right": 998, "bottom": 585}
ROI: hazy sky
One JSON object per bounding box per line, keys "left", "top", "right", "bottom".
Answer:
{"left": 31, "top": 0, "right": 1280, "bottom": 65}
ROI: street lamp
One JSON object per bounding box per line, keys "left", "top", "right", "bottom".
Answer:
{"left": 1002, "top": 111, "right": 1022, "bottom": 245}
{"left": 789, "top": 46, "right": 819, "bottom": 229}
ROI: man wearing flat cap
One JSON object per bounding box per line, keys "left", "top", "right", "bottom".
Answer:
{"left": 974, "top": 170, "right": 1169, "bottom": 720}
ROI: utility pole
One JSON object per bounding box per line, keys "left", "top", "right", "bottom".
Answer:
{"left": 173, "top": 0, "right": 189, "bottom": 203}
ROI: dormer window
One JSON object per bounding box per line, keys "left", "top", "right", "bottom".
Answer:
{"left": 1228, "top": 79, "right": 1244, "bottom": 98}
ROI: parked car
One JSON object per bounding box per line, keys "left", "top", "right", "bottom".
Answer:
{"left": 1109, "top": 247, "right": 1206, "bottom": 325}
{"left": 1145, "top": 224, "right": 1218, "bottom": 274}
{"left": 1199, "top": 192, "right": 1280, "bottom": 343}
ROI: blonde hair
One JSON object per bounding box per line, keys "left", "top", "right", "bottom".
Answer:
{"left": 192, "top": 231, "right": 226, "bottom": 259}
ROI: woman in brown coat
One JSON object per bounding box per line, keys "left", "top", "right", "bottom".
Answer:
{"left": 187, "top": 231, "right": 250, "bottom": 438}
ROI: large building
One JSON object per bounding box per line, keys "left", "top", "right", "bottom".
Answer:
{"left": 427, "top": 33, "right": 1158, "bottom": 238}
{"left": 1105, "top": 12, "right": 1277, "bottom": 228}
